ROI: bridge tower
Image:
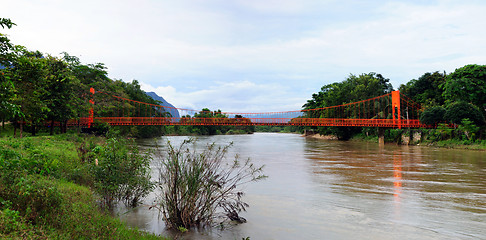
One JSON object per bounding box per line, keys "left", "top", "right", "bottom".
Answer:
{"left": 88, "top": 87, "right": 95, "bottom": 128}
{"left": 392, "top": 91, "right": 401, "bottom": 129}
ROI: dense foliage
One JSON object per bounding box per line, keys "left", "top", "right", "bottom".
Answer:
{"left": 399, "top": 71, "right": 446, "bottom": 107}
{"left": 304, "top": 65, "right": 486, "bottom": 142}
{"left": 303, "top": 72, "right": 393, "bottom": 139}
{"left": 444, "top": 101, "right": 484, "bottom": 126}
{"left": 442, "top": 64, "right": 486, "bottom": 111}
{"left": 419, "top": 106, "right": 446, "bottom": 125}
{"left": 0, "top": 19, "right": 171, "bottom": 138}
{"left": 172, "top": 109, "right": 255, "bottom": 135}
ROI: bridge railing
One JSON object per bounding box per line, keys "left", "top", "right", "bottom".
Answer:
{"left": 66, "top": 89, "right": 433, "bottom": 129}
{"left": 78, "top": 117, "right": 431, "bottom": 128}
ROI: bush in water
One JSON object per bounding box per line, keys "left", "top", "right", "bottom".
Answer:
{"left": 91, "top": 133, "right": 153, "bottom": 208}
{"left": 154, "top": 139, "right": 266, "bottom": 229}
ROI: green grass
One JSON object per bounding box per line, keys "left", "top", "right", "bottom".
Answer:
{"left": 1, "top": 177, "right": 165, "bottom": 239}
{"left": 0, "top": 133, "right": 168, "bottom": 239}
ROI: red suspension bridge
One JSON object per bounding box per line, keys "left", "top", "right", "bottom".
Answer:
{"left": 70, "top": 88, "right": 431, "bottom": 129}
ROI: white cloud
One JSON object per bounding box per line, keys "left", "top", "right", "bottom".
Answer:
{"left": 2, "top": 0, "right": 486, "bottom": 111}
{"left": 141, "top": 81, "right": 306, "bottom": 113}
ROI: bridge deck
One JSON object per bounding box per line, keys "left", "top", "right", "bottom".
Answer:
{"left": 64, "top": 117, "right": 430, "bottom": 128}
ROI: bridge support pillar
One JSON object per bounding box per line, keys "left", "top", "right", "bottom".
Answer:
{"left": 378, "top": 128, "right": 385, "bottom": 145}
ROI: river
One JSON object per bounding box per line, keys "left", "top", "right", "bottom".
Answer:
{"left": 117, "top": 133, "right": 486, "bottom": 240}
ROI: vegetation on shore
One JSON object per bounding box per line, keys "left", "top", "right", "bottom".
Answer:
{"left": 1, "top": 123, "right": 266, "bottom": 237}
{"left": 0, "top": 128, "right": 165, "bottom": 239}
{"left": 301, "top": 67, "right": 486, "bottom": 147}
{"left": 348, "top": 128, "right": 486, "bottom": 150}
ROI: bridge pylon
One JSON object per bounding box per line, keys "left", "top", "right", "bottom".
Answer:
{"left": 392, "top": 91, "right": 401, "bottom": 129}
{"left": 88, "top": 87, "right": 95, "bottom": 128}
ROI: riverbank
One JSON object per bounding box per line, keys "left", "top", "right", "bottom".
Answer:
{"left": 304, "top": 131, "right": 486, "bottom": 151}
{"left": 0, "top": 134, "right": 167, "bottom": 239}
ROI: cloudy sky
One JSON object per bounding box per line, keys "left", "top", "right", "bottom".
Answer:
{"left": 2, "top": 0, "right": 485, "bottom": 112}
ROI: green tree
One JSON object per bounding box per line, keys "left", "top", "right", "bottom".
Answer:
{"left": 442, "top": 64, "right": 486, "bottom": 113}
{"left": 399, "top": 71, "right": 446, "bottom": 106}
{"left": 44, "top": 56, "right": 79, "bottom": 134}
{"left": 458, "top": 118, "right": 480, "bottom": 141}
{"left": 303, "top": 72, "right": 393, "bottom": 140}
{"left": 192, "top": 108, "right": 227, "bottom": 135}
{"left": 0, "top": 18, "right": 16, "bottom": 65}
{"left": 0, "top": 18, "right": 22, "bottom": 133}
{"left": 444, "top": 101, "right": 485, "bottom": 126}
{"left": 419, "top": 106, "right": 446, "bottom": 125}
{"left": 10, "top": 52, "right": 50, "bottom": 136}
{"left": 304, "top": 72, "right": 393, "bottom": 110}
{"left": 63, "top": 53, "right": 134, "bottom": 123}
{"left": 0, "top": 68, "right": 23, "bottom": 132}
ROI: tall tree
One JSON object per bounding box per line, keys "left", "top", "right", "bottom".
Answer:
{"left": 399, "top": 71, "right": 446, "bottom": 107}
{"left": 442, "top": 64, "right": 486, "bottom": 114}
{"left": 304, "top": 72, "right": 393, "bottom": 110}
{"left": 11, "top": 53, "right": 50, "bottom": 136}
{"left": 0, "top": 18, "right": 22, "bottom": 133}
{"left": 303, "top": 72, "right": 393, "bottom": 139}
{"left": 0, "top": 18, "right": 16, "bottom": 66}
{"left": 44, "top": 56, "right": 78, "bottom": 134}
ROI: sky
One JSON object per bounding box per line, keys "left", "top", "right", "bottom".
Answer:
{"left": 2, "top": 0, "right": 486, "bottom": 112}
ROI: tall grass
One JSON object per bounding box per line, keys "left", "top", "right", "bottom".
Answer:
{"left": 154, "top": 139, "right": 266, "bottom": 229}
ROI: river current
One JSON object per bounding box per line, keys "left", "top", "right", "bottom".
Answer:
{"left": 117, "top": 133, "right": 486, "bottom": 240}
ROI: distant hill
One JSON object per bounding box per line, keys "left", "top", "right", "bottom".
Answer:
{"left": 145, "top": 92, "right": 180, "bottom": 118}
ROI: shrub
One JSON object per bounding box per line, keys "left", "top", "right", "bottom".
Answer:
{"left": 91, "top": 135, "right": 153, "bottom": 208}
{"left": 92, "top": 120, "right": 110, "bottom": 136}
{"left": 458, "top": 118, "right": 480, "bottom": 140}
{"left": 154, "top": 139, "right": 266, "bottom": 229}
{"left": 385, "top": 129, "right": 403, "bottom": 143}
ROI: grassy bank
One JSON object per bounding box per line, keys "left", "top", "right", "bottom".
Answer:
{"left": 0, "top": 132, "right": 166, "bottom": 239}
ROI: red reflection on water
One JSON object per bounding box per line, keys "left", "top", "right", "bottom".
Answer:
{"left": 393, "top": 152, "right": 403, "bottom": 220}
{"left": 393, "top": 153, "right": 402, "bottom": 202}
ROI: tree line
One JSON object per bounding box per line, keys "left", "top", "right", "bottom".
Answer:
{"left": 302, "top": 67, "right": 485, "bottom": 141}
{"left": 1, "top": 18, "right": 254, "bottom": 137}
{"left": 3, "top": 17, "right": 484, "bottom": 140}
{"left": 0, "top": 18, "right": 161, "bottom": 137}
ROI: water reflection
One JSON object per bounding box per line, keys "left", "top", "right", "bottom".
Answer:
{"left": 303, "top": 138, "right": 485, "bottom": 239}
{"left": 393, "top": 152, "right": 402, "bottom": 202}
{"left": 393, "top": 152, "right": 402, "bottom": 222}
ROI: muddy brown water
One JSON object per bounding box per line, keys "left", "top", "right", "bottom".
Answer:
{"left": 116, "top": 133, "right": 486, "bottom": 239}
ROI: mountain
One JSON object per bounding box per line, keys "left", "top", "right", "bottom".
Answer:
{"left": 145, "top": 92, "right": 180, "bottom": 118}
